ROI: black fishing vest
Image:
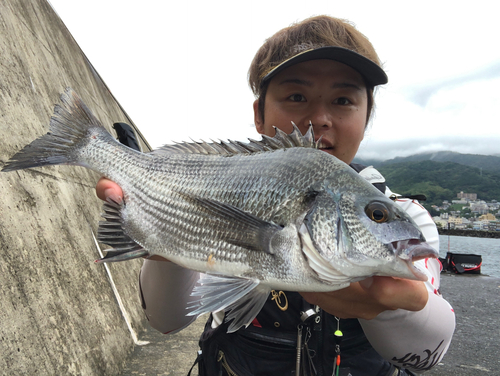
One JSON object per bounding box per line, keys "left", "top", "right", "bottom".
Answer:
{"left": 195, "top": 164, "right": 400, "bottom": 376}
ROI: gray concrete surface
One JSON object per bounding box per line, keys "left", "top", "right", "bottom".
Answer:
{"left": 0, "top": 0, "right": 151, "bottom": 374}
{"left": 121, "top": 317, "right": 206, "bottom": 376}
{"left": 428, "top": 274, "right": 500, "bottom": 375}
{"left": 121, "top": 275, "right": 500, "bottom": 376}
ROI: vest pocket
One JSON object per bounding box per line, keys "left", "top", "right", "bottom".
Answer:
{"left": 218, "top": 350, "right": 240, "bottom": 376}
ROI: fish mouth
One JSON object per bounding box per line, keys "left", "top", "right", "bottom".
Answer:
{"left": 391, "top": 239, "right": 439, "bottom": 281}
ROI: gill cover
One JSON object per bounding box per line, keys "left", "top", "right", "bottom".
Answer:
{"left": 303, "top": 191, "right": 350, "bottom": 264}
{"left": 301, "top": 189, "right": 416, "bottom": 280}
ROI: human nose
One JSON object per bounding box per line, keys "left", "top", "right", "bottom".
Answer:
{"left": 306, "top": 102, "right": 333, "bottom": 129}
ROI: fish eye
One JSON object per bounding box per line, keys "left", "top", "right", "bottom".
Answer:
{"left": 365, "top": 202, "right": 391, "bottom": 223}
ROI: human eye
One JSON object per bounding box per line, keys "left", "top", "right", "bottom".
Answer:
{"left": 334, "top": 97, "right": 352, "bottom": 105}
{"left": 288, "top": 94, "right": 306, "bottom": 102}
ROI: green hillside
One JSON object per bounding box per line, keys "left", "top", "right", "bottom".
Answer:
{"left": 378, "top": 160, "right": 500, "bottom": 208}
{"left": 355, "top": 151, "right": 500, "bottom": 173}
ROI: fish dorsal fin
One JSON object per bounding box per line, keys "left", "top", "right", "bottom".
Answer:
{"left": 149, "top": 123, "right": 318, "bottom": 156}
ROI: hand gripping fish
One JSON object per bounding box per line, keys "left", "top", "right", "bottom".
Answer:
{"left": 3, "top": 88, "right": 438, "bottom": 332}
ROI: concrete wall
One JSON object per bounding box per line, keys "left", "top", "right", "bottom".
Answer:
{"left": 0, "top": 0, "right": 151, "bottom": 374}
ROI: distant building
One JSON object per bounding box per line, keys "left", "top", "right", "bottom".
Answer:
{"left": 471, "top": 201, "right": 489, "bottom": 215}
{"left": 457, "top": 191, "right": 477, "bottom": 200}
{"left": 433, "top": 217, "right": 448, "bottom": 228}
{"left": 489, "top": 221, "right": 500, "bottom": 231}
{"left": 478, "top": 213, "right": 496, "bottom": 221}
{"left": 487, "top": 202, "right": 500, "bottom": 211}
{"left": 448, "top": 216, "right": 463, "bottom": 226}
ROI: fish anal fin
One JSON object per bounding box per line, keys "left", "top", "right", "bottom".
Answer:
{"left": 95, "top": 198, "right": 149, "bottom": 263}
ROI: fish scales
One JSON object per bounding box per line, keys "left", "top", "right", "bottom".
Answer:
{"left": 118, "top": 150, "right": 321, "bottom": 244}
{"left": 124, "top": 150, "right": 328, "bottom": 271}
{"left": 2, "top": 88, "right": 439, "bottom": 332}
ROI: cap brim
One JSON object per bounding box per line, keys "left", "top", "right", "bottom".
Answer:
{"left": 261, "top": 46, "right": 388, "bottom": 87}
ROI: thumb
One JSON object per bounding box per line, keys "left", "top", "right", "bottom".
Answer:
{"left": 359, "top": 277, "right": 374, "bottom": 290}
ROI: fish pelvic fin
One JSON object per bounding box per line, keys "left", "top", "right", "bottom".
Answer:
{"left": 2, "top": 88, "right": 106, "bottom": 172}
{"left": 187, "top": 274, "right": 270, "bottom": 333}
{"left": 185, "top": 196, "right": 283, "bottom": 254}
{"left": 95, "top": 198, "right": 148, "bottom": 263}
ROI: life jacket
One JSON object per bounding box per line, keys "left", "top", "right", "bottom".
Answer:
{"left": 195, "top": 164, "right": 402, "bottom": 376}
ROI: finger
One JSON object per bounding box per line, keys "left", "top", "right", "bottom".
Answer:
{"left": 96, "top": 177, "right": 123, "bottom": 203}
{"left": 145, "top": 255, "right": 170, "bottom": 262}
{"left": 364, "top": 276, "right": 428, "bottom": 312}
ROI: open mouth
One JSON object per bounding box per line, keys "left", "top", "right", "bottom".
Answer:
{"left": 317, "top": 140, "right": 334, "bottom": 153}
{"left": 391, "top": 239, "right": 439, "bottom": 280}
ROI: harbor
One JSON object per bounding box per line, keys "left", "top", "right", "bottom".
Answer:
{"left": 438, "top": 228, "right": 500, "bottom": 239}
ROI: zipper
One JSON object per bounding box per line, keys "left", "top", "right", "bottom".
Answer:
{"left": 217, "top": 350, "right": 239, "bottom": 376}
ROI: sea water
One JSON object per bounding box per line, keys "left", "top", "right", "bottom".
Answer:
{"left": 439, "top": 234, "right": 500, "bottom": 278}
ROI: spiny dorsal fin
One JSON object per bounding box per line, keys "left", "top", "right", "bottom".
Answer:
{"left": 149, "top": 123, "right": 318, "bottom": 157}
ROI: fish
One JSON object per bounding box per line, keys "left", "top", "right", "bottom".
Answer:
{"left": 3, "top": 88, "right": 438, "bottom": 332}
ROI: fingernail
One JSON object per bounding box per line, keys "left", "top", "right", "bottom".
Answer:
{"left": 359, "top": 277, "right": 374, "bottom": 289}
{"left": 104, "top": 189, "right": 122, "bottom": 204}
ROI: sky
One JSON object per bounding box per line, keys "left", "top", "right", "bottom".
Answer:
{"left": 48, "top": 0, "right": 500, "bottom": 160}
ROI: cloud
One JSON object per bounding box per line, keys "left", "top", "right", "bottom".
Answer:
{"left": 405, "top": 60, "right": 500, "bottom": 107}
{"left": 357, "top": 135, "right": 500, "bottom": 161}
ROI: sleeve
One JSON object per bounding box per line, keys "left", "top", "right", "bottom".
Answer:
{"left": 138, "top": 259, "right": 200, "bottom": 334}
{"left": 359, "top": 187, "right": 456, "bottom": 373}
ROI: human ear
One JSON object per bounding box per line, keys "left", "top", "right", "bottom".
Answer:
{"left": 253, "top": 99, "right": 265, "bottom": 135}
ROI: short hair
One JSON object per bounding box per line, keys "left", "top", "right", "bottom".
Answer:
{"left": 248, "top": 15, "right": 383, "bottom": 125}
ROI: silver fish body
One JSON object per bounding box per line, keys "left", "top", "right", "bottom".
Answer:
{"left": 3, "top": 89, "right": 438, "bottom": 331}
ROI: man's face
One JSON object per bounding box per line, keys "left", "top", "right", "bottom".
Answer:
{"left": 254, "top": 59, "right": 368, "bottom": 164}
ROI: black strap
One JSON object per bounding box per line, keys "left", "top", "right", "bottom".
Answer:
{"left": 187, "top": 350, "right": 202, "bottom": 376}
{"left": 391, "top": 194, "right": 427, "bottom": 201}
{"left": 113, "top": 122, "right": 141, "bottom": 151}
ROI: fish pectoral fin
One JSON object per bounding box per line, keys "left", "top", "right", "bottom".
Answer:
{"left": 187, "top": 274, "right": 270, "bottom": 333}
{"left": 188, "top": 196, "right": 282, "bottom": 255}
{"left": 95, "top": 198, "right": 148, "bottom": 263}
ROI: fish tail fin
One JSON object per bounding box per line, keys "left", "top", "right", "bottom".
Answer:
{"left": 2, "top": 88, "right": 107, "bottom": 172}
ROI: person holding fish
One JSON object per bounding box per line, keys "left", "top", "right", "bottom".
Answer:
{"left": 95, "top": 15, "right": 455, "bottom": 376}
{"left": 1, "top": 14, "right": 455, "bottom": 376}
